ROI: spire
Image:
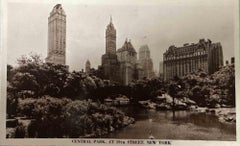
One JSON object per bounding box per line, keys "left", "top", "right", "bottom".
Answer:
{"left": 107, "top": 15, "right": 114, "bottom": 29}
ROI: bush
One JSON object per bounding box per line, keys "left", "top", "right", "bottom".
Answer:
{"left": 63, "top": 100, "right": 132, "bottom": 138}
{"left": 18, "top": 96, "right": 71, "bottom": 138}
{"left": 18, "top": 97, "right": 133, "bottom": 138}
{"left": 14, "top": 123, "right": 26, "bottom": 138}
{"left": 174, "top": 65, "right": 235, "bottom": 107}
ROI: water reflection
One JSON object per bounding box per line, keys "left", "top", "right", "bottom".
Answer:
{"left": 106, "top": 106, "right": 236, "bottom": 140}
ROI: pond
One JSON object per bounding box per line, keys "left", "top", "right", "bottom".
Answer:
{"left": 106, "top": 106, "right": 236, "bottom": 140}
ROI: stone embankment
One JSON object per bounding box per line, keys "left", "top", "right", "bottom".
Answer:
{"left": 192, "top": 107, "right": 236, "bottom": 124}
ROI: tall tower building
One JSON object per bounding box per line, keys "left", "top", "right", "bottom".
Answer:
{"left": 105, "top": 16, "right": 116, "bottom": 54}
{"left": 101, "top": 17, "right": 143, "bottom": 85}
{"left": 101, "top": 17, "right": 120, "bottom": 83}
{"left": 46, "top": 4, "right": 66, "bottom": 65}
{"left": 85, "top": 60, "right": 91, "bottom": 73}
{"left": 138, "top": 45, "right": 154, "bottom": 79}
{"left": 117, "top": 39, "right": 142, "bottom": 85}
{"left": 159, "top": 61, "right": 163, "bottom": 78}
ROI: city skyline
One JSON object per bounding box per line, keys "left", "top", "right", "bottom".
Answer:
{"left": 2, "top": 0, "right": 238, "bottom": 142}
{"left": 7, "top": 1, "right": 236, "bottom": 72}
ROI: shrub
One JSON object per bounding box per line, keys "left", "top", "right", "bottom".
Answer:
{"left": 18, "top": 97, "right": 133, "bottom": 138}
{"left": 14, "top": 123, "right": 26, "bottom": 138}
{"left": 63, "top": 100, "right": 132, "bottom": 138}
{"left": 18, "top": 96, "right": 71, "bottom": 138}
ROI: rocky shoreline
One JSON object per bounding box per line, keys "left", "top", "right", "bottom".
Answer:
{"left": 136, "top": 93, "right": 236, "bottom": 124}
{"left": 81, "top": 116, "right": 135, "bottom": 138}
{"left": 191, "top": 107, "right": 236, "bottom": 124}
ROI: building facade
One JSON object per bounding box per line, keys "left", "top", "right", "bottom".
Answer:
{"left": 159, "top": 61, "right": 163, "bottom": 79}
{"left": 46, "top": 4, "right": 66, "bottom": 65}
{"left": 101, "top": 17, "right": 121, "bottom": 84}
{"left": 117, "top": 39, "right": 143, "bottom": 85}
{"left": 105, "top": 17, "right": 116, "bottom": 55}
{"left": 138, "top": 45, "right": 154, "bottom": 79}
{"left": 163, "top": 39, "right": 223, "bottom": 80}
{"left": 101, "top": 18, "right": 143, "bottom": 85}
{"left": 85, "top": 60, "right": 91, "bottom": 73}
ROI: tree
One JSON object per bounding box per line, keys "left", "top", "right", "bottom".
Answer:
{"left": 16, "top": 53, "right": 43, "bottom": 66}
{"left": 9, "top": 53, "right": 70, "bottom": 98}
{"left": 168, "top": 82, "right": 178, "bottom": 109}
{"left": 18, "top": 96, "right": 71, "bottom": 138}
{"left": 7, "top": 83, "right": 18, "bottom": 117}
{"left": 7, "top": 65, "right": 14, "bottom": 81}
{"left": 63, "top": 71, "right": 85, "bottom": 99}
{"left": 11, "top": 72, "right": 39, "bottom": 98}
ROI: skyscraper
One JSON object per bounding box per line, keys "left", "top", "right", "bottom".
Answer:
{"left": 101, "top": 17, "right": 120, "bottom": 83}
{"left": 138, "top": 45, "right": 154, "bottom": 79}
{"left": 105, "top": 16, "right": 116, "bottom": 54}
{"left": 101, "top": 17, "right": 144, "bottom": 85}
{"left": 46, "top": 4, "right": 66, "bottom": 65}
{"left": 117, "top": 39, "right": 142, "bottom": 85}
{"left": 85, "top": 60, "right": 91, "bottom": 73}
{"left": 159, "top": 61, "right": 163, "bottom": 78}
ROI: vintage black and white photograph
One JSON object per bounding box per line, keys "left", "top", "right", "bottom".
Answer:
{"left": 1, "top": 0, "right": 239, "bottom": 144}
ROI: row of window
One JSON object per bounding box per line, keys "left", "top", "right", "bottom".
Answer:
{"left": 164, "top": 62, "right": 208, "bottom": 79}
{"left": 164, "top": 51, "right": 207, "bottom": 61}
{"left": 50, "top": 50, "right": 65, "bottom": 55}
{"left": 164, "top": 57, "right": 207, "bottom": 65}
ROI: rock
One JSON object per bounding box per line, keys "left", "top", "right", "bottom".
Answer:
{"left": 215, "top": 108, "right": 236, "bottom": 124}
{"left": 189, "top": 105, "right": 198, "bottom": 110}
{"left": 192, "top": 107, "right": 207, "bottom": 112}
{"left": 182, "top": 97, "right": 196, "bottom": 105}
{"left": 6, "top": 119, "right": 18, "bottom": 128}
{"left": 215, "top": 104, "right": 221, "bottom": 108}
{"left": 191, "top": 107, "right": 236, "bottom": 124}
{"left": 209, "top": 109, "right": 216, "bottom": 113}
{"left": 156, "top": 103, "right": 169, "bottom": 110}
{"left": 138, "top": 100, "right": 157, "bottom": 109}
{"left": 224, "top": 117, "right": 233, "bottom": 122}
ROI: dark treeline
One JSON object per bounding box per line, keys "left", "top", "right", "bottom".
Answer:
{"left": 7, "top": 54, "right": 165, "bottom": 113}
{"left": 7, "top": 54, "right": 235, "bottom": 116}
{"left": 7, "top": 54, "right": 135, "bottom": 138}
{"left": 7, "top": 53, "right": 235, "bottom": 138}
{"left": 16, "top": 97, "right": 133, "bottom": 138}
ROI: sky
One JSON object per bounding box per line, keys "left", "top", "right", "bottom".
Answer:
{"left": 6, "top": 0, "right": 237, "bottom": 73}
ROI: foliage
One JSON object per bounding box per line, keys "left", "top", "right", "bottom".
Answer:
{"left": 63, "top": 100, "right": 133, "bottom": 137}
{"left": 18, "top": 97, "right": 133, "bottom": 138}
{"left": 125, "top": 64, "right": 235, "bottom": 107}
{"left": 7, "top": 82, "right": 18, "bottom": 117}
{"left": 14, "top": 123, "right": 26, "bottom": 138}
{"left": 7, "top": 53, "right": 107, "bottom": 100}
{"left": 211, "top": 65, "right": 235, "bottom": 105}
{"left": 176, "top": 65, "right": 235, "bottom": 107}
{"left": 7, "top": 53, "right": 235, "bottom": 120}
{"left": 18, "top": 96, "right": 71, "bottom": 137}
{"left": 8, "top": 54, "right": 69, "bottom": 98}
{"left": 7, "top": 65, "right": 14, "bottom": 81}
{"left": 129, "top": 77, "right": 165, "bottom": 101}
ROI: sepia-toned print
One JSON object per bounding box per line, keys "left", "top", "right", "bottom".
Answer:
{"left": 2, "top": 0, "right": 238, "bottom": 143}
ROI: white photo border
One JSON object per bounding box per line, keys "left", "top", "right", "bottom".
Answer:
{"left": 0, "top": 0, "right": 239, "bottom": 146}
